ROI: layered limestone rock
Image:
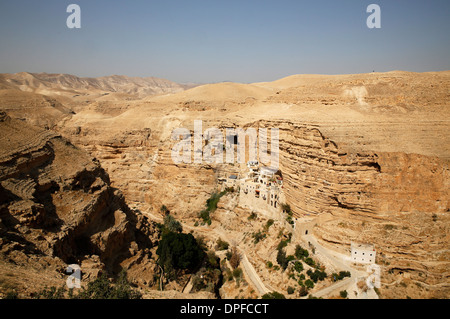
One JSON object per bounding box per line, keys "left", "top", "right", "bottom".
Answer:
{"left": 0, "top": 112, "right": 159, "bottom": 296}
{"left": 2, "top": 71, "right": 448, "bottom": 298}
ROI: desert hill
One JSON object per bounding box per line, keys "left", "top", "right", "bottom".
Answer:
{"left": 0, "top": 70, "right": 449, "bottom": 299}
{"left": 0, "top": 72, "right": 195, "bottom": 99}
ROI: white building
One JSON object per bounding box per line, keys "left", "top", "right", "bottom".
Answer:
{"left": 237, "top": 163, "right": 284, "bottom": 219}
{"left": 351, "top": 243, "right": 376, "bottom": 264}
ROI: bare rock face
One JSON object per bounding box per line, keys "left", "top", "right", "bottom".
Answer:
{"left": 0, "top": 112, "right": 158, "bottom": 296}
{"left": 0, "top": 72, "right": 194, "bottom": 100}
{"left": 1, "top": 71, "right": 448, "bottom": 298}
{"left": 239, "top": 119, "right": 448, "bottom": 298}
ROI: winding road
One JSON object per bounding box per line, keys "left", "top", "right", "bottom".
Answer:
{"left": 142, "top": 209, "right": 376, "bottom": 299}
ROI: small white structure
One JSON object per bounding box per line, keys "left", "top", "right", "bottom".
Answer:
{"left": 351, "top": 243, "right": 376, "bottom": 264}
{"left": 225, "top": 174, "right": 239, "bottom": 189}
{"left": 237, "top": 163, "right": 284, "bottom": 219}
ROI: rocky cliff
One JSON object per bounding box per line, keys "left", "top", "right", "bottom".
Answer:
{"left": 0, "top": 72, "right": 193, "bottom": 98}
{"left": 0, "top": 111, "right": 159, "bottom": 297}
{"left": 1, "top": 70, "right": 448, "bottom": 298}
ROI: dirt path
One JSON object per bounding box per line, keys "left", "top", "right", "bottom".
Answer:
{"left": 302, "top": 234, "right": 378, "bottom": 299}
{"left": 143, "top": 210, "right": 272, "bottom": 296}
{"left": 143, "top": 210, "right": 376, "bottom": 299}
{"left": 238, "top": 249, "right": 271, "bottom": 295}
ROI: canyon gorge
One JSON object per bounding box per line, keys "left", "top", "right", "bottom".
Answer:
{"left": 0, "top": 71, "right": 448, "bottom": 299}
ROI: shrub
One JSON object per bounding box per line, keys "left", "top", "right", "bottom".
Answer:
{"left": 264, "top": 219, "right": 274, "bottom": 231}
{"left": 252, "top": 231, "right": 266, "bottom": 244}
{"left": 216, "top": 238, "right": 230, "bottom": 251}
{"left": 299, "top": 285, "right": 308, "bottom": 297}
{"left": 163, "top": 214, "right": 183, "bottom": 233}
{"left": 286, "top": 215, "right": 294, "bottom": 225}
{"left": 199, "top": 209, "right": 211, "bottom": 225}
{"left": 4, "top": 290, "right": 18, "bottom": 299}
{"left": 224, "top": 187, "right": 235, "bottom": 193}
{"left": 37, "top": 270, "right": 142, "bottom": 299}
{"left": 229, "top": 246, "right": 241, "bottom": 269}
{"left": 160, "top": 205, "right": 170, "bottom": 215}
{"left": 307, "top": 269, "right": 327, "bottom": 283}
{"left": 287, "top": 286, "right": 295, "bottom": 295}
{"left": 261, "top": 291, "right": 286, "bottom": 299}
{"left": 281, "top": 203, "right": 292, "bottom": 215}
{"left": 332, "top": 271, "right": 351, "bottom": 281}
{"left": 225, "top": 250, "right": 232, "bottom": 260}
{"left": 206, "top": 191, "right": 226, "bottom": 213}
{"left": 293, "top": 260, "right": 304, "bottom": 273}
{"left": 276, "top": 248, "right": 289, "bottom": 271}
{"left": 340, "top": 290, "right": 348, "bottom": 298}
{"left": 295, "top": 245, "right": 309, "bottom": 259}
{"left": 277, "top": 240, "right": 288, "bottom": 250}
{"left": 207, "top": 251, "right": 219, "bottom": 268}
{"left": 198, "top": 191, "right": 227, "bottom": 225}
{"left": 304, "top": 279, "right": 314, "bottom": 289}
{"left": 286, "top": 255, "right": 296, "bottom": 263}
{"left": 232, "top": 268, "right": 243, "bottom": 279}
{"left": 108, "top": 270, "right": 142, "bottom": 299}
{"left": 304, "top": 257, "right": 315, "bottom": 267}
{"left": 35, "top": 286, "right": 66, "bottom": 299}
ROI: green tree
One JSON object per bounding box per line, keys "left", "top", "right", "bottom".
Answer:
{"left": 299, "top": 285, "right": 308, "bottom": 297}
{"left": 264, "top": 219, "right": 274, "bottom": 231}
{"left": 206, "top": 191, "right": 226, "bottom": 213}
{"left": 216, "top": 238, "right": 229, "bottom": 251}
{"left": 305, "top": 279, "right": 314, "bottom": 289}
{"left": 156, "top": 231, "right": 205, "bottom": 273}
{"left": 160, "top": 205, "right": 170, "bottom": 215}
{"left": 276, "top": 248, "right": 289, "bottom": 271}
{"left": 293, "top": 260, "right": 304, "bottom": 273}
{"left": 261, "top": 291, "right": 286, "bottom": 299}
{"left": 110, "top": 270, "right": 142, "bottom": 299}
{"left": 304, "top": 257, "right": 315, "bottom": 267}
{"left": 35, "top": 286, "right": 66, "bottom": 299}
{"left": 73, "top": 270, "right": 141, "bottom": 299}
{"left": 295, "top": 244, "right": 309, "bottom": 259}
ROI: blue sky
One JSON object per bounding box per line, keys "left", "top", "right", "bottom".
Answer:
{"left": 0, "top": 0, "right": 449, "bottom": 83}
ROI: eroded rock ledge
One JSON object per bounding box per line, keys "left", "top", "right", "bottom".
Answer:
{"left": 0, "top": 112, "right": 159, "bottom": 296}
